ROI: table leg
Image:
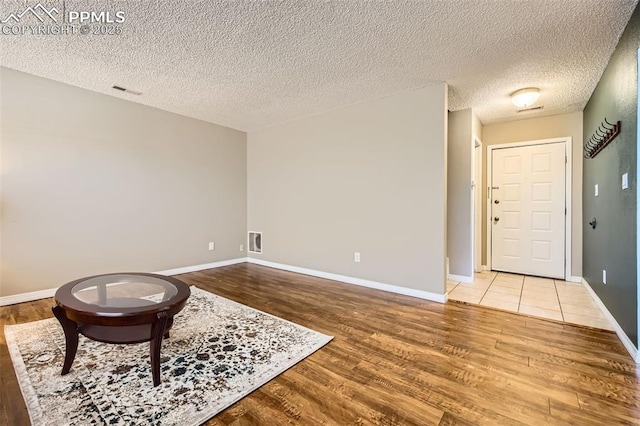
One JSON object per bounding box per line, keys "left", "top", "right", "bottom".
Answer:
{"left": 150, "top": 311, "right": 169, "bottom": 387}
{"left": 52, "top": 304, "right": 79, "bottom": 375}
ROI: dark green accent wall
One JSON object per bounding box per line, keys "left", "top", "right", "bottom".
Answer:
{"left": 583, "top": 6, "right": 639, "bottom": 347}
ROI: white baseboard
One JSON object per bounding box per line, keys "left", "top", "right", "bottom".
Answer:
{"left": 481, "top": 265, "right": 489, "bottom": 271}
{"left": 0, "top": 288, "right": 58, "bottom": 307}
{"left": 448, "top": 274, "right": 473, "bottom": 283}
{"left": 581, "top": 277, "right": 639, "bottom": 363}
{"left": 0, "top": 257, "right": 249, "bottom": 306}
{"left": 154, "top": 257, "right": 248, "bottom": 276}
{"left": 248, "top": 258, "right": 447, "bottom": 303}
{"left": 570, "top": 276, "right": 582, "bottom": 283}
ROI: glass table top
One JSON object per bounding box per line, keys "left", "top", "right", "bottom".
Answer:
{"left": 71, "top": 274, "right": 179, "bottom": 308}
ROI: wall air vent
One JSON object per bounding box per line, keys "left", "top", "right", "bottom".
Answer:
{"left": 111, "top": 85, "right": 142, "bottom": 95}
{"left": 516, "top": 105, "right": 543, "bottom": 113}
{"left": 248, "top": 231, "right": 262, "bottom": 254}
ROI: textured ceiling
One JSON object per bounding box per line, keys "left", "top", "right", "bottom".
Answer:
{"left": 0, "top": 0, "right": 636, "bottom": 131}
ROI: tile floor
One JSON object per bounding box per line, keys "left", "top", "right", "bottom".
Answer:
{"left": 447, "top": 271, "right": 614, "bottom": 330}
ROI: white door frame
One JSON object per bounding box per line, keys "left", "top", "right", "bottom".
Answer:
{"left": 486, "top": 137, "right": 572, "bottom": 279}
{"left": 636, "top": 48, "right": 640, "bottom": 362}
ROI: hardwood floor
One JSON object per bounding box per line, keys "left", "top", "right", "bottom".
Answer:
{"left": 1, "top": 263, "right": 639, "bottom": 425}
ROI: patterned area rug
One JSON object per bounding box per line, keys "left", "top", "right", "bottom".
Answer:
{"left": 5, "top": 286, "right": 332, "bottom": 425}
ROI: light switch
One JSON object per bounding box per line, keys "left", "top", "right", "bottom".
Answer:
{"left": 595, "top": 184, "right": 599, "bottom": 197}
{"left": 622, "top": 173, "right": 629, "bottom": 190}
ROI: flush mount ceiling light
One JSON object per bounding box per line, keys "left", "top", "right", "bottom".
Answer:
{"left": 511, "top": 87, "right": 540, "bottom": 108}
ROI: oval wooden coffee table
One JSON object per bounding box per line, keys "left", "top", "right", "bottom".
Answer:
{"left": 52, "top": 273, "right": 191, "bottom": 386}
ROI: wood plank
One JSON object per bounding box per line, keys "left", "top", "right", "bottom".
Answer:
{"left": 1, "top": 263, "right": 638, "bottom": 425}
{"left": 576, "top": 392, "right": 640, "bottom": 425}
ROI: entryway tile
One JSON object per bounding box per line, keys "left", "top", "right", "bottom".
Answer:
{"left": 522, "top": 285, "right": 557, "bottom": 294}
{"left": 519, "top": 298, "right": 561, "bottom": 311}
{"left": 493, "top": 275, "right": 524, "bottom": 286}
{"left": 554, "top": 280, "right": 582, "bottom": 287}
{"left": 480, "top": 297, "right": 519, "bottom": 312}
{"left": 563, "top": 313, "right": 614, "bottom": 331}
{"left": 520, "top": 289, "right": 559, "bottom": 302}
{"left": 446, "top": 282, "right": 459, "bottom": 294}
{"left": 491, "top": 280, "right": 523, "bottom": 289}
{"left": 449, "top": 286, "right": 487, "bottom": 298}
{"left": 560, "top": 302, "right": 601, "bottom": 317}
{"left": 487, "top": 285, "right": 522, "bottom": 296}
{"left": 559, "top": 295, "right": 596, "bottom": 307}
{"left": 465, "top": 282, "right": 492, "bottom": 292}
{"left": 496, "top": 272, "right": 524, "bottom": 279}
{"left": 518, "top": 305, "right": 563, "bottom": 321}
{"left": 556, "top": 286, "right": 589, "bottom": 297}
{"left": 449, "top": 292, "right": 483, "bottom": 304}
{"left": 480, "top": 292, "right": 520, "bottom": 304}
{"left": 523, "top": 280, "right": 556, "bottom": 289}
{"left": 450, "top": 272, "right": 613, "bottom": 332}
{"left": 523, "top": 277, "right": 555, "bottom": 288}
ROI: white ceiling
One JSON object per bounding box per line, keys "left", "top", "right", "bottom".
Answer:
{"left": 0, "top": 0, "right": 636, "bottom": 131}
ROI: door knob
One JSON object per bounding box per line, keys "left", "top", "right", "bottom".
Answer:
{"left": 494, "top": 200, "right": 500, "bottom": 204}
{"left": 589, "top": 217, "right": 596, "bottom": 229}
{"left": 494, "top": 217, "right": 500, "bottom": 222}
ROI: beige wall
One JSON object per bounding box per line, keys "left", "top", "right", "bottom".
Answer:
{"left": 482, "top": 111, "right": 583, "bottom": 276}
{"left": 447, "top": 109, "right": 473, "bottom": 278}
{"left": 247, "top": 84, "right": 448, "bottom": 295}
{"left": 0, "top": 68, "right": 247, "bottom": 297}
{"left": 472, "top": 112, "right": 484, "bottom": 272}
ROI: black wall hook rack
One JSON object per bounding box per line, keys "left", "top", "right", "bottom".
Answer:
{"left": 584, "top": 118, "right": 621, "bottom": 159}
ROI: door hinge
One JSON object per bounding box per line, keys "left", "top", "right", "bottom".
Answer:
{"left": 565, "top": 207, "right": 567, "bottom": 215}
{"left": 565, "top": 155, "right": 567, "bottom": 164}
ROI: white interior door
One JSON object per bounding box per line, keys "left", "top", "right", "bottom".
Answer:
{"left": 491, "top": 142, "right": 565, "bottom": 278}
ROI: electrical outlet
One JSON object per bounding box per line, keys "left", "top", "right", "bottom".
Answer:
{"left": 354, "top": 252, "right": 360, "bottom": 262}
{"left": 208, "top": 242, "right": 215, "bottom": 251}
{"left": 240, "top": 244, "right": 244, "bottom": 252}
{"left": 603, "top": 269, "right": 607, "bottom": 284}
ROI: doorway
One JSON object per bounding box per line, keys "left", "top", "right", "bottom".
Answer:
{"left": 486, "top": 138, "right": 572, "bottom": 279}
